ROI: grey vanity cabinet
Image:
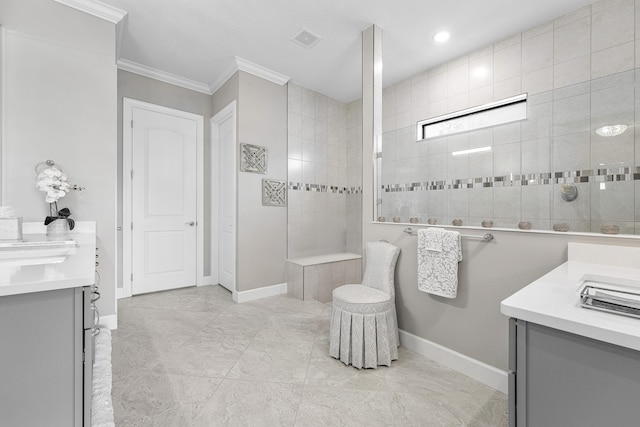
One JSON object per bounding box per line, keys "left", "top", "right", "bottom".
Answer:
{"left": 508, "top": 318, "right": 640, "bottom": 427}
{"left": 0, "top": 286, "right": 93, "bottom": 427}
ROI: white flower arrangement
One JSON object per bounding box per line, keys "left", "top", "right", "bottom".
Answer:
{"left": 35, "top": 160, "right": 84, "bottom": 231}
{"left": 36, "top": 166, "right": 71, "bottom": 203}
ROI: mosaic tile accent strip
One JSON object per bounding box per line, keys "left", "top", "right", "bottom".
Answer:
{"left": 240, "top": 143, "right": 267, "bottom": 174}
{"left": 381, "top": 166, "right": 640, "bottom": 192}
{"left": 288, "top": 182, "right": 363, "bottom": 194}
{"left": 263, "top": 179, "right": 287, "bottom": 206}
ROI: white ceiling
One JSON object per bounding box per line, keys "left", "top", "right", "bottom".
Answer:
{"left": 100, "top": 0, "right": 596, "bottom": 103}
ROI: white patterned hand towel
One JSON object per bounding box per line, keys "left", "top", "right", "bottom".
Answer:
{"left": 417, "top": 228, "right": 462, "bottom": 298}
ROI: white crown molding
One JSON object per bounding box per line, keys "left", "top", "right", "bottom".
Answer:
{"left": 115, "top": 14, "right": 128, "bottom": 64}
{"left": 208, "top": 60, "right": 241, "bottom": 95}
{"left": 208, "top": 56, "right": 290, "bottom": 95}
{"left": 53, "top": 0, "right": 127, "bottom": 24}
{"left": 117, "top": 59, "right": 212, "bottom": 95}
{"left": 235, "top": 57, "right": 289, "bottom": 86}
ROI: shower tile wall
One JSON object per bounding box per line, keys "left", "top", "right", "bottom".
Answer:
{"left": 380, "top": 0, "right": 640, "bottom": 235}
{"left": 288, "top": 83, "right": 362, "bottom": 258}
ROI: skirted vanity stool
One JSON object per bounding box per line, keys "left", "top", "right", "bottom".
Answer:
{"left": 329, "top": 241, "right": 401, "bottom": 368}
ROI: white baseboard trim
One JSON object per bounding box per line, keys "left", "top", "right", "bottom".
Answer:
{"left": 200, "top": 276, "right": 213, "bottom": 286}
{"left": 399, "top": 329, "right": 508, "bottom": 394}
{"left": 233, "top": 282, "right": 288, "bottom": 304}
{"left": 98, "top": 314, "right": 118, "bottom": 331}
{"left": 116, "top": 287, "right": 130, "bottom": 299}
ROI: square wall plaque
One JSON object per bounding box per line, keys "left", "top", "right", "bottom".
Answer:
{"left": 262, "top": 179, "right": 287, "bottom": 207}
{"left": 240, "top": 143, "right": 267, "bottom": 174}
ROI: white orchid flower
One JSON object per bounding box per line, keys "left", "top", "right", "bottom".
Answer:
{"left": 36, "top": 164, "right": 78, "bottom": 204}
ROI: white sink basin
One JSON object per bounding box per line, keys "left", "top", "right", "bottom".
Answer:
{"left": 0, "top": 237, "right": 77, "bottom": 266}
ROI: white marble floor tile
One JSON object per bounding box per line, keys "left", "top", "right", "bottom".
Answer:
{"left": 390, "top": 391, "right": 464, "bottom": 426}
{"left": 196, "top": 311, "right": 266, "bottom": 340}
{"left": 191, "top": 379, "right": 303, "bottom": 427}
{"left": 226, "top": 340, "right": 314, "bottom": 384}
{"left": 158, "top": 335, "right": 250, "bottom": 378}
{"left": 117, "top": 305, "right": 215, "bottom": 337}
{"left": 112, "top": 285, "right": 508, "bottom": 426}
{"left": 111, "top": 331, "right": 188, "bottom": 381}
{"left": 113, "top": 372, "right": 221, "bottom": 426}
{"left": 295, "top": 386, "right": 395, "bottom": 426}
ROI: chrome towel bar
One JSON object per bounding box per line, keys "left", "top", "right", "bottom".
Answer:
{"left": 403, "top": 227, "right": 494, "bottom": 242}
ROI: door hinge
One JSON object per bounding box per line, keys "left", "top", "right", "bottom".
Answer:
{"left": 131, "top": 170, "right": 134, "bottom": 179}
{"left": 130, "top": 119, "right": 133, "bottom": 128}
{"left": 130, "top": 222, "right": 133, "bottom": 231}
{"left": 130, "top": 273, "right": 133, "bottom": 282}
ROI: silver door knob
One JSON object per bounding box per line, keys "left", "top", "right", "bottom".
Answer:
{"left": 185, "top": 221, "right": 196, "bottom": 226}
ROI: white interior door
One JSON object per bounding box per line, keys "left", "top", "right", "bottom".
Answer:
{"left": 131, "top": 107, "right": 197, "bottom": 294}
{"left": 212, "top": 103, "right": 236, "bottom": 292}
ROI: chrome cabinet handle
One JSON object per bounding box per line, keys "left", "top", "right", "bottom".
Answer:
{"left": 185, "top": 221, "right": 196, "bottom": 226}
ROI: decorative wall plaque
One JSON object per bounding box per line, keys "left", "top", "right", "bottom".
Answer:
{"left": 262, "top": 179, "right": 287, "bottom": 207}
{"left": 240, "top": 143, "right": 267, "bottom": 174}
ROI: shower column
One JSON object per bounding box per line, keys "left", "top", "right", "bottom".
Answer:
{"left": 361, "top": 25, "right": 383, "bottom": 249}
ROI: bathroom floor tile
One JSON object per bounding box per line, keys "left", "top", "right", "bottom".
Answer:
{"left": 295, "top": 386, "right": 395, "bottom": 426}
{"left": 112, "top": 285, "right": 508, "bottom": 426}
{"left": 226, "top": 340, "right": 314, "bottom": 384}
{"left": 192, "top": 379, "right": 302, "bottom": 426}
{"left": 113, "top": 372, "right": 220, "bottom": 426}
{"left": 158, "top": 335, "right": 250, "bottom": 378}
{"left": 390, "top": 391, "right": 464, "bottom": 426}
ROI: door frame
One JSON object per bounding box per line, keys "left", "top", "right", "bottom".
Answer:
{"left": 122, "top": 98, "right": 205, "bottom": 298}
{"left": 210, "top": 100, "right": 237, "bottom": 294}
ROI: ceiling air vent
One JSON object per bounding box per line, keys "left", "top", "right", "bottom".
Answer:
{"left": 291, "top": 28, "right": 322, "bottom": 49}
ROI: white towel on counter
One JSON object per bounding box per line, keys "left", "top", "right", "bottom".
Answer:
{"left": 417, "top": 228, "right": 462, "bottom": 298}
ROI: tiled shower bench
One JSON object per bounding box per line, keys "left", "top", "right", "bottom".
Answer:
{"left": 286, "top": 253, "right": 362, "bottom": 303}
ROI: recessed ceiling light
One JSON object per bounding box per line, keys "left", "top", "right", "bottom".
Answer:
{"left": 433, "top": 31, "right": 450, "bottom": 43}
{"left": 291, "top": 28, "right": 322, "bottom": 49}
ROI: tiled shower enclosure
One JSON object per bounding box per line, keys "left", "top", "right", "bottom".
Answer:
{"left": 378, "top": 0, "right": 640, "bottom": 235}
{"left": 287, "top": 83, "right": 363, "bottom": 258}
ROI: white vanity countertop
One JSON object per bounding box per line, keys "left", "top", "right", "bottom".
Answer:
{"left": 0, "top": 221, "right": 96, "bottom": 297}
{"left": 501, "top": 242, "right": 640, "bottom": 352}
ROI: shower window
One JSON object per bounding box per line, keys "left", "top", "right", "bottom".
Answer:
{"left": 417, "top": 94, "right": 527, "bottom": 141}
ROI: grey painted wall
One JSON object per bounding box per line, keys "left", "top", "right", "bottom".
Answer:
{"left": 1, "top": 0, "right": 117, "bottom": 319}
{"left": 120, "top": 69, "right": 287, "bottom": 294}
{"left": 212, "top": 72, "right": 239, "bottom": 117}
{"left": 236, "top": 72, "right": 288, "bottom": 291}
{"left": 362, "top": 223, "right": 638, "bottom": 370}
{"left": 117, "top": 69, "right": 213, "bottom": 284}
